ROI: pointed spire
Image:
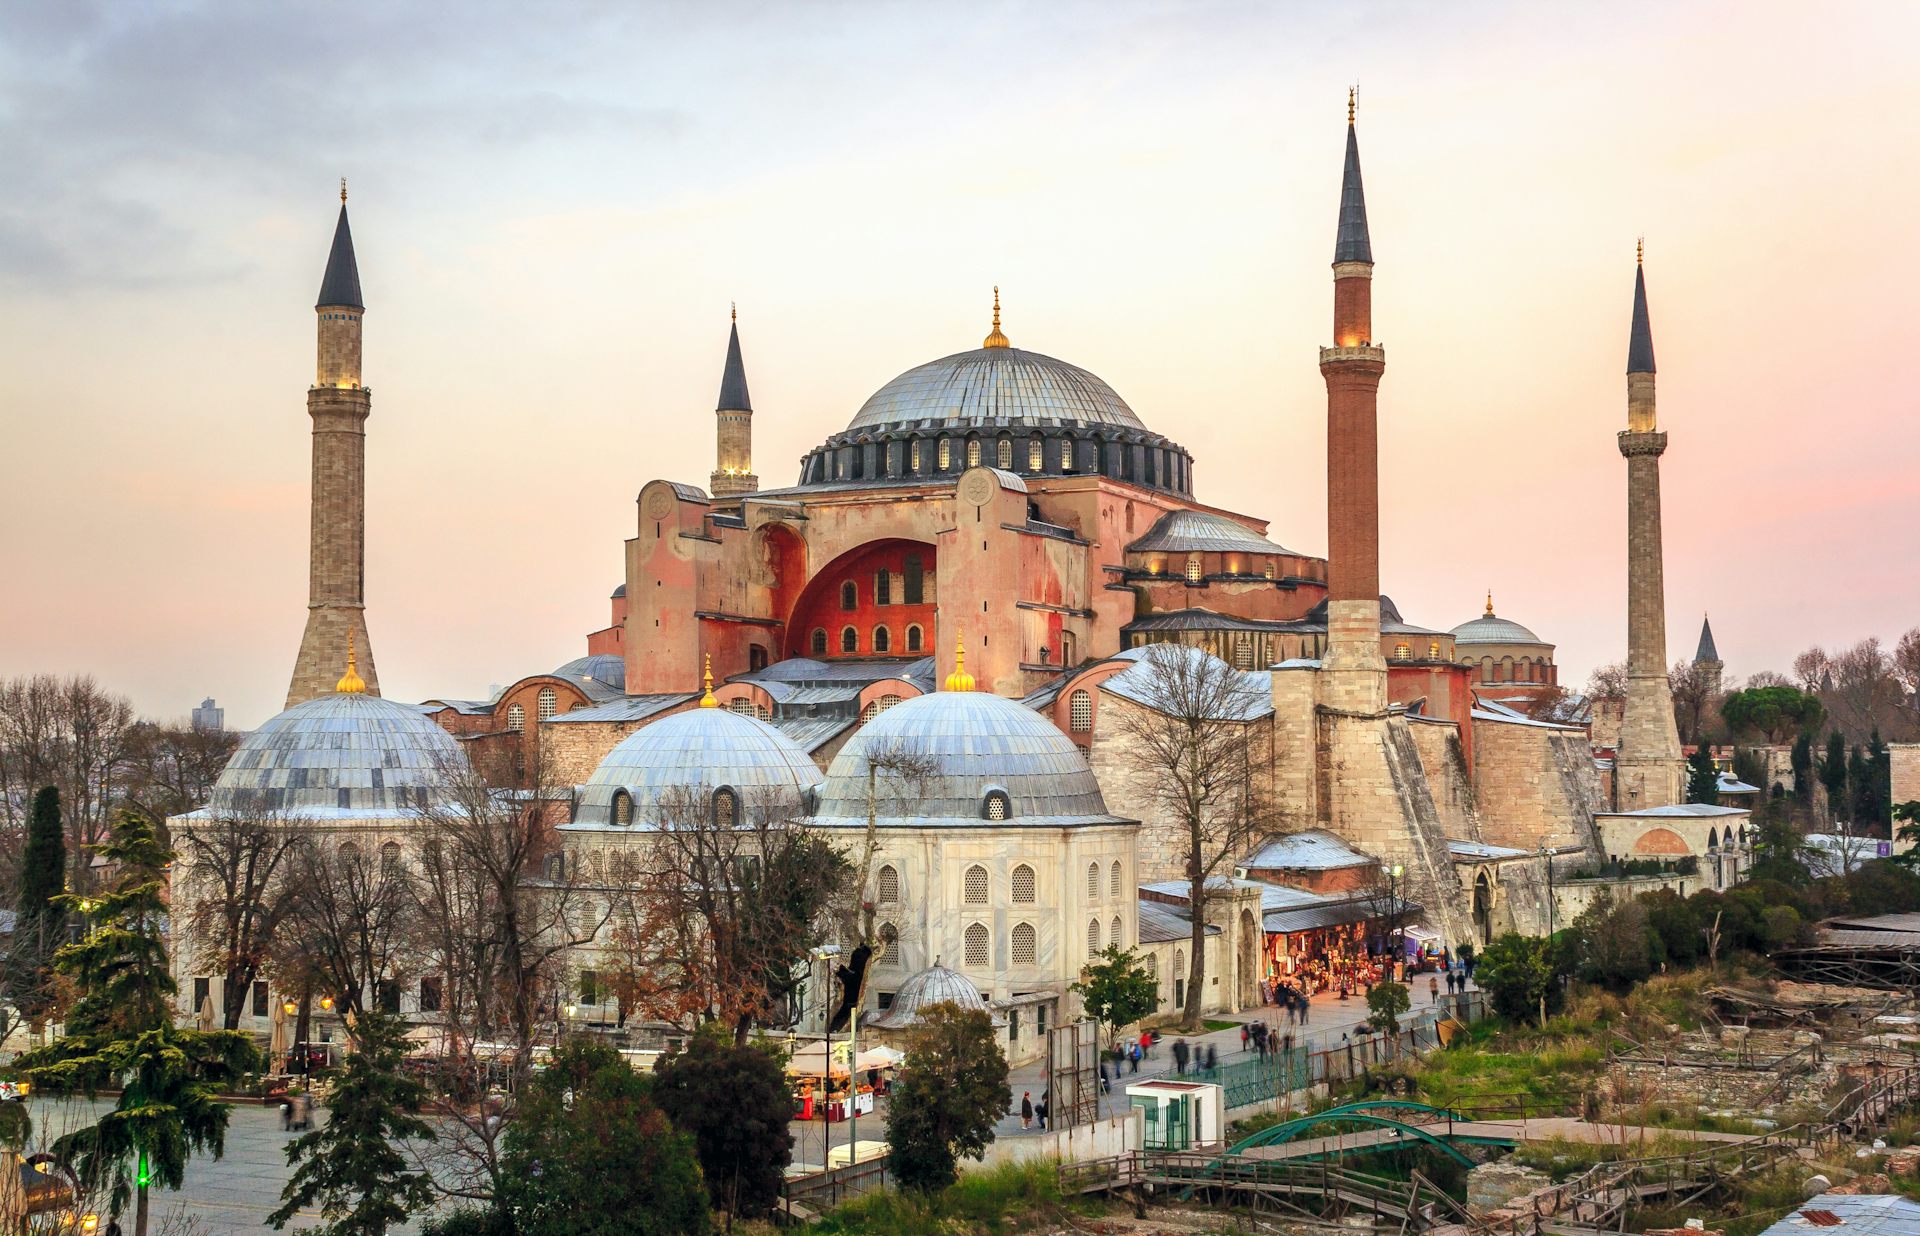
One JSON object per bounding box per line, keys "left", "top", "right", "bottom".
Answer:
{"left": 982, "top": 286, "right": 1010, "bottom": 349}
{"left": 1485, "top": 590, "right": 1495, "bottom": 617}
{"left": 335, "top": 631, "right": 367, "bottom": 694}
{"left": 943, "top": 631, "right": 976, "bottom": 692}
{"left": 716, "top": 310, "right": 752, "bottom": 412}
{"left": 699, "top": 654, "right": 718, "bottom": 707}
{"left": 316, "top": 187, "right": 364, "bottom": 311}
{"left": 1334, "top": 93, "right": 1373, "bottom": 265}
{"left": 1695, "top": 614, "right": 1720, "bottom": 664}
{"left": 1627, "top": 243, "right": 1656, "bottom": 375}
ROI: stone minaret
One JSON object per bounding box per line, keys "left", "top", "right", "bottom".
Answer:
{"left": 709, "top": 306, "right": 757, "bottom": 497}
{"left": 1614, "top": 246, "right": 1683, "bottom": 807}
{"left": 1319, "top": 90, "right": 1389, "bottom": 714}
{"left": 286, "top": 183, "right": 379, "bottom": 706}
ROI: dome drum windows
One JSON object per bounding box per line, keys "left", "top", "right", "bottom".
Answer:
{"left": 712, "top": 787, "right": 738, "bottom": 827}
{"left": 612, "top": 789, "right": 634, "bottom": 826}
{"left": 996, "top": 438, "right": 1014, "bottom": 469}
{"left": 981, "top": 789, "right": 1011, "bottom": 821}
{"left": 965, "top": 438, "right": 982, "bottom": 468}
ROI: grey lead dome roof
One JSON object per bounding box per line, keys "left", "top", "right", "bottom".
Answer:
{"left": 865, "top": 962, "right": 995, "bottom": 1030}
{"left": 1450, "top": 613, "right": 1547, "bottom": 646}
{"left": 844, "top": 346, "right": 1145, "bottom": 434}
{"left": 574, "top": 707, "right": 824, "bottom": 827}
{"left": 815, "top": 690, "right": 1117, "bottom": 826}
{"left": 209, "top": 692, "right": 466, "bottom": 818}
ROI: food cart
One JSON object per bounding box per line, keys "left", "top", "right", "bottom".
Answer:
{"left": 785, "top": 1042, "right": 901, "bottom": 1122}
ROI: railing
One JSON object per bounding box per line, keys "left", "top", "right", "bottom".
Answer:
{"left": 780, "top": 1155, "right": 889, "bottom": 1215}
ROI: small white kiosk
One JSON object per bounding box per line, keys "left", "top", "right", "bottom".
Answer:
{"left": 1125, "top": 1079, "right": 1225, "bottom": 1150}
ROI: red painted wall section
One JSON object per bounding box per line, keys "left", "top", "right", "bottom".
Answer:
{"left": 784, "top": 539, "right": 938, "bottom": 660}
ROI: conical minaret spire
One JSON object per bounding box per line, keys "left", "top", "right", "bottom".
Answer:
{"left": 1334, "top": 89, "right": 1373, "bottom": 266}
{"left": 288, "top": 184, "right": 379, "bottom": 706}
{"left": 710, "top": 305, "right": 758, "bottom": 497}
{"left": 1695, "top": 614, "right": 1719, "bottom": 664}
{"left": 1615, "top": 244, "right": 1683, "bottom": 807}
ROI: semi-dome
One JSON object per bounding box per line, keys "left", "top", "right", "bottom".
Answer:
{"left": 845, "top": 347, "right": 1146, "bottom": 435}
{"left": 209, "top": 692, "right": 467, "bottom": 818}
{"left": 865, "top": 962, "right": 996, "bottom": 1030}
{"left": 1451, "top": 595, "right": 1546, "bottom": 646}
{"left": 575, "top": 706, "right": 824, "bottom": 827}
{"left": 553, "top": 654, "right": 625, "bottom": 693}
{"left": 815, "top": 689, "right": 1114, "bottom": 825}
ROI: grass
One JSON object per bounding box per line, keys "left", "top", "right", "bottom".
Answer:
{"left": 801, "top": 1159, "right": 1102, "bottom": 1236}
{"left": 1201, "top": 1019, "right": 1240, "bottom": 1033}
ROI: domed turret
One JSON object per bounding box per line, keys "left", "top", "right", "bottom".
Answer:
{"left": 1450, "top": 592, "right": 1545, "bottom": 646}
{"left": 865, "top": 962, "right": 998, "bottom": 1030}
{"left": 576, "top": 706, "right": 824, "bottom": 826}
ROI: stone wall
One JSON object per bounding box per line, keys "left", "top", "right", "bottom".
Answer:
{"left": 1896, "top": 744, "right": 1920, "bottom": 814}
{"left": 1470, "top": 715, "right": 1603, "bottom": 852}
{"left": 1407, "top": 717, "right": 1480, "bottom": 841}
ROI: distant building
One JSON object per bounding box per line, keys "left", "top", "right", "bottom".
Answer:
{"left": 190, "top": 697, "right": 225, "bottom": 731}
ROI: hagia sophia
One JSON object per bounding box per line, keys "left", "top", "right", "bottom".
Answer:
{"left": 170, "top": 99, "right": 1749, "bottom": 1062}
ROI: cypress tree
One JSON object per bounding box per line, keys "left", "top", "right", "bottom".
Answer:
{"left": 13, "top": 786, "right": 68, "bottom": 1020}
{"left": 1791, "top": 733, "right": 1815, "bottom": 810}
{"left": 1821, "top": 731, "right": 1850, "bottom": 822}
{"left": 1686, "top": 748, "right": 1720, "bottom": 804}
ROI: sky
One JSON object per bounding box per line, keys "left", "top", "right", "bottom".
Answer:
{"left": 3, "top": 0, "right": 1918, "bottom": 728}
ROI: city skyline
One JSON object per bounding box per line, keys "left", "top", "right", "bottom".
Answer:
{"left": 4, "top": 1, "right": 1918, "bottom": 725}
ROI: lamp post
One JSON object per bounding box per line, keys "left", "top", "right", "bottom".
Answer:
{"left": 1388, "top": 864, "right": 1406, "bottom": 965}
{"left": 1538, "top": 843, "right": 1554, "bottom": 936}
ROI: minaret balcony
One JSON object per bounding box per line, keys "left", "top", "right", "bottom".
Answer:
{"left": 1617, "top": 429, "right": 1668, "bottom": 458}
{"left": 1318, "top": 344, "right": 1385, "bottom": 373}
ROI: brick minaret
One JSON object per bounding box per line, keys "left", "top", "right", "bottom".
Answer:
{"left": 286, "top": 183, "right": 379, "bottom": 706}
{"left": 1614, "top": 246, "right": 1683, "bottom": 807}
{"left": 1319, "top": 91, "right": 1388, "bottom": 714}
{"left": 710, "top": 306, "right": 758, "bottom": 497}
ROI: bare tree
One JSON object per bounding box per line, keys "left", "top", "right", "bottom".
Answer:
{"left": 119, "top": 721, "right": 240, "bottom": 828}
{"left": 1892, "top": 628, "right": 1920, "bottom": 737}
{"left": 830, "top": 738, "right": 937, "bottom": 1033}
{"left": 274, "top": 835, "right": 421, "bottom": 1038}
{"left": 1357, "top": 863, "right": 1412, "bottom": 956}
{"left": 0, "top": 675, "right": 135, "bottom": 880}
{"left": 1112, "top": 644, "right": 1272, "bottom": 1031}
{"left": 176, "top": 811, "right": 302, "bottom": 1029}
{"left": 1669, "top": 657, "right": 1723, "bottom": 746}
{"left": 1798, "top": 638, "right": 1911, "bottom": 742}
{"left": 1585, "top": 661, "right": 1628, "bottom": 705}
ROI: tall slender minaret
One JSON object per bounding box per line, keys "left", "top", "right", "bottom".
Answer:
{"left": 710, "top": 305, "right": 758, "bottom": 497}
{"left": 286, "top": 182, "right": 379, "bottom": 706}
{"left": 1319, "top": 90, "right": 1389, "bottom": 714}
{"left": 1614, "top": 244, "right": 1683, "bottom": 807}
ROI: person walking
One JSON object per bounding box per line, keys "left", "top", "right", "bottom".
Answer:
{"left": 1241, "top": 1023, "right": 1251, "bottom": 1053}
{"left": 1297, "top": 993, "right": 1310, "bottom": 1026}
{"left": 1130, "top": 1041, "right": 1141, "bottom": 1073}
{"left": 1429, "top": 975, "right": 1441, "bottom": 1005}
{"left": 1020, "top": 1091, "right": 1033, "bottom": 1129}
{"left": 1205, "top": 1044, "right": 1218, "bottom": 1072}
{"left": 1038, "top": 1090, "right": 1049, "bottom": 1130}
{"left": 1141, "top": 1029, "right": 1154, "bottom": 1060}
{"left": 1172, "top": 1038, "right": 1190, "bottom": 1075}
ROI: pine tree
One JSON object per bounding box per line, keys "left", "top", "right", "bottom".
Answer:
{"left": 1686, "top": 748, "right": 1719, "bottom": 804}
{"left": 17, "top": 811, "right": 255, "bottom": 1236}
{"left": 10, "top": 785, "right": 68, "bottom": 1021}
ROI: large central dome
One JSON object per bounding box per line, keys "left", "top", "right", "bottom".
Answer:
{"left": 845, "top": 346, "right": 1146, "bottom": 434}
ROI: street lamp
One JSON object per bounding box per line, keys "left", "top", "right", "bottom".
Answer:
{"left": 1538, "top": 842, "right": 1554, "bottom": 936}
{"left": 1388, "top": 865, "right": 1406, "bottom": 963}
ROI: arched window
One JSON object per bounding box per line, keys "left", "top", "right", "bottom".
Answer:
{"left": 612, "top": 789, "right": 633, "bottom": 826}
{"left": 1088, "top": 862, "right": 1100, "bottom": 899}
{"left": 996, "top": 437, "right": 1013, "bottom": 469}
{"left": 1393, "top": 642, "right": 1410, "bottom": 661}
{"left": 1059, "top": 439, "right": 1074, "bottom": 471}
{"left": 1112, "top": 914, "right": 1124, "bottom": 948}
{"left": 1011, "top": 863, "right": 1036, "bottom": 903}
{"left": 811, "top": 628, "right": 828, "bottom": 656}
{"left": 840, "top": 580, "right": 858, "bottom": 611}
{"left": 904, "top": 555, "right": 925, "bottom": 605}
{"left": 879, "top": 921, "right": 900, "bottom": 965}
{"left": 1028, "top": 438, "right": 1044, "bottom": 471}
{"left": 1185, "top": 555, "right": 1203, "bottom": 583}
{"left": 874, "top": 570, "right": 892, "bottom": 606}
{"left": 537, "top": 686, "right": 557, "bottom": 721}
{"left": 965, "top": 438, "right": 982, "bottom": 467}
{"left": 982, "top": 790, "right": 1010, "bottom": 821}
{"left": 905, "top": 624, "right": 924, "bottom": 652}
{"left": 841, "top": 626, "right": 858, "bottom": 654}
{"left": 339, "top": 840, "right": 360, "bottom": 861}
{"left": 964, "top": 864, "right": 989, "bottom": 904}
{"left": 877, "top": 864, "right": 900, "bottom": 904}
{"left": 859, "top": 701, "right": 879, "bottom": 723}
{"left": 728, "top": 697, "right": 756, "bottom": 717}
{"left": 879, "top": 694, "right": 902, "bottom": 712}
{"left": 381, "top": 841, "right": 401, "bottom": 878}
{"left": 909, "top": 440, "right": 923, "bottom": 472}
{"left": 506, "top": 703, "right": 524, "bottom": 732}
{"left": 1147, "top": 954, "right": 1158, "bottom": 980}
{"left": 1012, "top": 922, "right": 1037, "bottom": 966}
{"left": 1173, "top": 949, "right": 1185, "bottom": 977}
{"left": 873, "top": 626, "right": 891, "bottom": 653}
{"left": 1235, "top": 635, "right": 1254, "bottom": 669}
{"left": 965, "top": 923, "right": 989, "bottom": 967}
{"left": 1069, "top": 690, "right": 1093, "bottom": 733}
{"left": 1087, "top": 918, "right": 1101, "bottom": 954}
{"left": 1110, "top": 860, "right": 1122, "bottom": 898}
{"left": 712, "top": 788, "right": 737, "bottom": 827}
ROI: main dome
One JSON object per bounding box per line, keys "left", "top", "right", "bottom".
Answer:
{"left": 845, "top": 346, "right": 1146, "bottom": 434}
{"left": 209, "top": 692, "right": 468, "bottom": 818}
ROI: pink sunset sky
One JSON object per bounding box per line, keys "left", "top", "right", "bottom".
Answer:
{"left": 3, "top": 1, "right": 1917, "bottom": 728}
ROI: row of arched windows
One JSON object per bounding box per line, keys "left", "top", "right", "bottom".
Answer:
{"left": 807, "top": 429, "right": 1192, "bottom": 495}
{"left": 608, "top": 786, "right": 737, "bottom": 828}
{"left": 505, "top": 687, "right": 562, "bottom": 732}
{"left": 884, "top": 858, "right": 1122, "bottom": 906}
{"left": 1474, "top": 656, "right": 1553, "bottom": 684}
{"left": 337, "top": 839, "right": 403, "bottom": 879}
{"left": 1086, "top": 916, "right": 1125, "bottom": 954}
{"left": 812, "top": 624, "right": 925, "bottom": 657}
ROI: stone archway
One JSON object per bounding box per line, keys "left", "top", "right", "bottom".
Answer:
{"left": 1239, "top": 908, "right": 1260, "bottom": 1009}
{"left": 1472, "top": 871, "right": 1493, "bottom": 946}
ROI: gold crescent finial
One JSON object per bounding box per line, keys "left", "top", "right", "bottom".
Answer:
{"left": 731, "top": 301, "right": 737, "bottom": 322}
{"left": 1485, "top": 590, "right": 1494, "bottom": 617}
{"left": 944, "top": 630, "right": 977, "bottom": 692}
{"left": 699, "top": 654, "right": 718, "bottom": 708}
{"left": 340, "top": 177, "right": 348, "bottom": 204}
{"left": 1348, "top": 86, "right": 1356, "bottom": 126}
{"left": 982, "top": 286, "right": 1010, "bottom": 349}
{"left": 336, "top": 630, "right": 367, "bottom": 694}
{"left": 1636, "top": 237, "right": 1644, "bottom": 266}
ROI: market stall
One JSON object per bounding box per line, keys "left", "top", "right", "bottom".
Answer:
{"left": 785, "top": 1042, "right": 901, "bottom": 1122}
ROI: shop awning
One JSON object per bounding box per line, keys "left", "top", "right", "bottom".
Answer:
{"left": 785, "top": 1042, "right": 900, "bottom": 1077}
{"left": 1263, "top": 896, "right": 1422, "bottom": 936}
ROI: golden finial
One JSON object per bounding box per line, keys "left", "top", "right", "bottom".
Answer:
{"left": 982, "top": 286, "right": 1010, "bottom": 349}
{"left": 1484, "top": 590, "right": 1494, "bottom": 617}
{"left": 336, "top": 630, "right": 367, "bottom": 694}
{"left": 699, "top": 654, "right": 718, "bottom": 708}
{"left": 340, "top": 177, "right": 348, "bottom": 204}
{"left": 730, "top": 301, "right": 737, "bottom": 323}
{"left": 944, "top": 631, "right": 977, "bottom": 692}
{"left": 1636, "top": 237, "right": 1644, "bottom": 266}
{"left": 1348, "top": 86, "right": 1356, "bottom": 126}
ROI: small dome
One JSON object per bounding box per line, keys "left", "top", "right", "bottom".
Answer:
{"left": 1450, "top": 613, "right": 1545, "bottom": 646}
{"left": 210, "top": 693, "right": 467, "bottom": 817}
{"left": 577, "top": 707, "right": 823, "bottom": 826}
{"left": 815, "top": 690, "right": 1110, "bottom": 824}
{"left": 553, "top": 654, "right": 625, "bottom": 693}
{"left": 845, "top": 347, "right": 1145, "bottom": 435}
{"left": 865, "top": 962, "right": 995, "bottom": 1030}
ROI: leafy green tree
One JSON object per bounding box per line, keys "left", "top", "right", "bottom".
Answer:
{"left": 268, "top": 1010, "right": 436, "bottom": 1236}
{"left": 9, "top": 785, "right": 68, "bottom": 1022}
{"left": 501, "top": 1039, "right": 708, "bottom": 1236}
{"left": 1749, "top": 812, "right": 1813, "bottom": 886}
{"left": 652, "top": 1029, "right": 792, "bottom": 1220}
{"left": 1365, "top": 980, "right": 1410, "bottom": 1033}
{"left": 1857, "top": 731, "right": 1893, "bottom": 832}
{"left": 1686, "top": 748, "right": 1719, "bottom": 804}
{"left": 1820, "top": 731, "right": 1850, "bottom": 821}
{"left": 886, "top": 1001, "right": 1010, "bottom": 1192}
{"left": 18, "top": 811, "right": 255, "bottom": 1236}
{"left": 1895, "top": 801, "right": 1920, "bottom": 868}
{"left": 1761, "top": 905, "right": 1807, "bottom": 949}
{"left": 1475, "top": 934, "right": 1557, "bottom": 1025}
{"left": 1071, "top": 945, "right": 1159, "bottom": 1048}
{"left": 1571, "top": 890, "right": 1651, "bottom": 990}
{"left": 1720, "top": 686, "right": 1824, "bottom": 745}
